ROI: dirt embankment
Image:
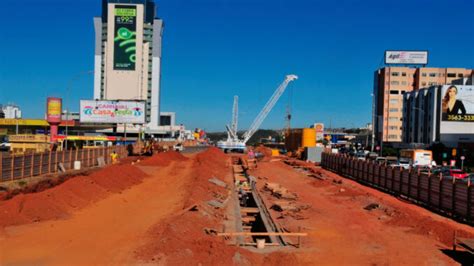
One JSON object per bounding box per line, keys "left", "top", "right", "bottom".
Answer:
{"left": 0, "top": 151, "right": 190, "bottom": 228}
{"left": 135, "top": 147, "right": 301, "bottom": 265}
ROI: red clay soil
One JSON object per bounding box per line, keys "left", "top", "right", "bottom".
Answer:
{"left": 3, "top": 148, "right": 474, "bottom": 265}
{"left": 135, "top": 147, "right": 301, "bottom": 265}
{"left": 140, "top": 150, "right": 189, "bottom": 166}
{"left": 0, "top": 163, "right": 148, "bottom": 227}
{"left": 250, "top": 160, "right": 474, "bottom": 264}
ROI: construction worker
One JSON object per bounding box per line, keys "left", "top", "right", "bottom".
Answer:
{"left": 110, "top": 150, "right": 119, "bottom": 164}
{"left": 248, "top": 148, "right": 255, "bottom": 159}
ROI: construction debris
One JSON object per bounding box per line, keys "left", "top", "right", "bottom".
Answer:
{"left": 208, "top": 177, "right": 228, "bottom": 188}
{"left": 264, "top": 182, "right": 298, "bottom": 200}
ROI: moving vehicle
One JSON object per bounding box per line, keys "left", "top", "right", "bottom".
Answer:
{"left": 355, "top": 152, "right": 366, "bottom": 161}
{"left": 441, "top": 168, "right": 469, "bottom": 179}
{"left": 399, "top": 149, "right": 433, "bottom": 167}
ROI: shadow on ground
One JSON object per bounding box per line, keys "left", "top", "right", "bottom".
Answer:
{"left": 441, "top": 249, "right": 474, "bottom": 265}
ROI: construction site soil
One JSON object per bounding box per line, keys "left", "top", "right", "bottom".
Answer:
{"left": 1, "top": 148, "right": 473, "bottom": 265}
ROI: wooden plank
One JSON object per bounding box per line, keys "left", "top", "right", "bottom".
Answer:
{"left": 218, "top": 232, "right": 307, "bottom": 237}
{"left": 240, "top": 207, "right": 259, "bottom": 213}
{"left": 241, "top": 217, "right": 256, "bottom": 223}
{"left": 242, "top": 242, "right": 281, "bottom": 246}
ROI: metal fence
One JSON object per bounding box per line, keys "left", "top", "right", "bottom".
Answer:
{"left": 321, "top": 153, "right": 474, "bottom": 224}
{"left": 0, "top": 146, "right": 127, "bottom": 182}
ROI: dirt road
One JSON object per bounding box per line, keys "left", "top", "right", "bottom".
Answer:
{"left": 0, "top": 159, "right": 192, "bottom": 265}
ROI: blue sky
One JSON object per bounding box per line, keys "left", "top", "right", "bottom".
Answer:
{"left": 1, "top": 0, "right": 473, "bottom": 132}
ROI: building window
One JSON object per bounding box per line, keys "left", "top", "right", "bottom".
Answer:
{"left": 401, "top": 81, "right": 407, "bottom": 85}
{"left": 390, "top": 81, "right": 399, "bottom": 85}
{"left": 447, "top": 73, "right": 456, "bottom": 78}
{"left": 429, "top": 82, "right": 437, "bottom": 86}
{"left": 390, "top": 90, "right": 399, "bottom": 94}
{"left": 402, "top": 72, "right": 407, "bottom": 77}
{"left": 458, "top": 73, "right": 464, "bottom": 78}
{"left": 422, "top": 73, "right": 427, "bottom": 77}
{"left": 429, "top": 73, "right": 436, "bottom": 77}
{"left": 389, "top": 117, "right": 398, "bottom": 121}
{"left": 389, "top": 99, "right": 398, "bottom": 104}
{"left": 401, "top": 90, "right": 406, "bottom": 94}
{"left": 391, "top": 72, "right": 399, "bottom": 76}
{"left": 388, "top": 135, "right": 398, "bottom": 139}
{"left": 422, "top": 82, "right": 427, "bottom": 86}
{"left": 389, "top": 108, "right": 398, "bottom": 112}
{"left": 389, "top": 126, "right": 398, "bottom": 130}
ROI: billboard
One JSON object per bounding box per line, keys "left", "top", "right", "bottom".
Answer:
{"left": 113, "top": 5, "right": 137, "bottom": 70}
{"left": 314, "top": 123, "right": 325, "bottom": 141}
{"left": 46, "top": 97, "right": 62, "bottom": 123}
{"left": 385, "top": 51, "right": 428, "bottom": 65}
{"left": 80, "top": 100, "right": 146, "bottom": 124}
{"left": 441, "top": 85, "right": 474, "bottom": 122}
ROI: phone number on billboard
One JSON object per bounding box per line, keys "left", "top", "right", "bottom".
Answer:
{"left": 446, "top": 114, "right": 474, "bottom": 122}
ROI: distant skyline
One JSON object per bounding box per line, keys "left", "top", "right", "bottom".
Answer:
{"left": 1, "top": 0, "right": 473, "bottom": 131}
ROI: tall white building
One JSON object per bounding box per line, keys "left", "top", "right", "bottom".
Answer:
{"left": 93, "top": 0, "right": 163, "bottom": 130}
{"left": 1, "top": 104, "right": 22, "bottom": 119}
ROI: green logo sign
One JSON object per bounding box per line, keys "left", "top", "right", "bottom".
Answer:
{"left": 113, "top": 6, "right": 137, "bottom": 71}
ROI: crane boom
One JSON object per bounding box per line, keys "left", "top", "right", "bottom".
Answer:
{"left": 231, "top": 96, "right": 238, "bottom": 137}
{"left": 242, "top": 74, "right": 298, "bottom": 144}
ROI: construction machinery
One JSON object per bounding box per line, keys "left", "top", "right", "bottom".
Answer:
{"left": 217, "top": 75, "right": 298, "bottom": 152}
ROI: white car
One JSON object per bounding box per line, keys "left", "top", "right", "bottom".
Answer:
{"left": 173, "top": 143, "right": 184, "bottom": 152}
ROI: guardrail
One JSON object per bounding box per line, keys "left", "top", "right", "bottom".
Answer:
{"left": 321, "top": 153, "right": 474, "bottom": 224}
{"left": 0, "top": 146, "right": 127, "bottom": 183}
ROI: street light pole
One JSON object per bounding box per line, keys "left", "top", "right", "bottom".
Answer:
{"left": 371, "top": 93, "right": 375, "bottom": 152}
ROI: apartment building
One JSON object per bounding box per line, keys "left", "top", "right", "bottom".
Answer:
{"left": 373, "top": 66, "right": 473, "bottom": 143}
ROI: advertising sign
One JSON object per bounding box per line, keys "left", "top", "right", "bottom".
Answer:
{"left": 113, "top": 5, "right": 137, "bottom": 70}
{"left": 385, "top": 51, "right": 428, "bottom": 65}
{"left": 440, "top": 85, "right": 474, "bottom": 122}
{"left": 80, "top": 100, "right": 146, "bottom": 124}
{"left": 46, "top": 97, "right": 62, "bottom": 124}
{"left": 314, "top": 123, "right": 325, "bottom": 141}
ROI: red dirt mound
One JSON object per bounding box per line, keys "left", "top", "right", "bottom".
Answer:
{"left": 136, "top": 147, "right": 301, "bottom": 265}
{"left": 141, "top": 151, "right": 189, "bottom": 166}
{"left": 0, "top": 164, "right": 148, "bottom": 228}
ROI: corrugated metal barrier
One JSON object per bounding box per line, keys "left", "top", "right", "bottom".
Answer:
{"left": 321, "top": 153, "right": 474, "bottom": 224}
{"left": 0, "top": 146, "right": 127, "bottom": 182}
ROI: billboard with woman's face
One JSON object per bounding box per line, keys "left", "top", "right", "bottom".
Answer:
{"left": 441, "top": 85, "right": 474, "bottom": 122}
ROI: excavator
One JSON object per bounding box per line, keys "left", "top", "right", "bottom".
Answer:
{"left": 217, "top": 74, "right": 298, "bottom": 153}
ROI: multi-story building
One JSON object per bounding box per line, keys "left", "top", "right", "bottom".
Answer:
{"left": 402, "top": 83, "right": 474, "bottom": 148}
{"left": 93, "top": 0, "right": 163, "bottom": 130}
{"left": 0, "top": 104, "right": 22, "bottom": 119}
{"left": 373, "top": 66, "right": 473, "bottom": 143}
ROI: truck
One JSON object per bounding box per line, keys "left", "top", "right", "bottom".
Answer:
{"left": 399, "top": 149, "right": 433, "bottom": 168}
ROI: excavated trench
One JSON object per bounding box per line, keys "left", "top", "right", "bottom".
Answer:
{"left": 230, "top": 157, "right": 286, "bottom": 248}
